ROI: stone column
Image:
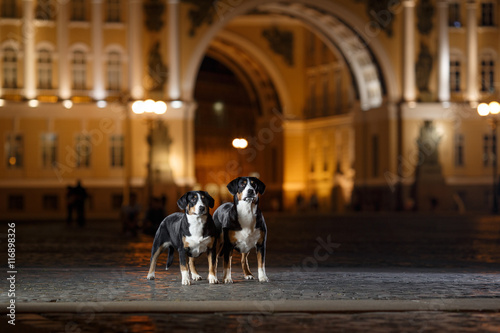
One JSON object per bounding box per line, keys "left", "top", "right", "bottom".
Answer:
{"left": 437, "top": 0, "right": 450, "bottom": 102}
{"left": 167, "top": 0, "right": 180, "bottom": 100}
{"left": 57, "top": 1, "right": 70, "bottom": 99}
{"left": 466, "top": 0, "right": 478, "bottom": 103}
{"left": 92, "top": 0, "right": 105, "bottom": 100}
{"left": 23, "top": 0, "right": 36, "bottom": 99}
{"left": 128, "top": 0, "right": 144, "bottom": 99}
{"left": 402, "top": 0, "right": 416, "bottom": 102}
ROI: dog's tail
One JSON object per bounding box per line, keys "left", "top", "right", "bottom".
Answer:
{"left": 165, "top": 246, "right": 175, "bottom": 270}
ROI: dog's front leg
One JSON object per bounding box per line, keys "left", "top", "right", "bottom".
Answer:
{"left": 189, "top": 257, "right": 202, "bottom": 281}
{"left": 241, "top": 252, "right": 254, "bottom": 280}
{"left": 222, "top": 247, "right": 233, "bottom": 284}
{"left": 178, "top": 249, "right": 191, "bottom": 285}
{"left": 256, "top": 242, "right": 269, "bottom": 282}
{"left": 207, "top": 246, "right": 219, "bottom": 284}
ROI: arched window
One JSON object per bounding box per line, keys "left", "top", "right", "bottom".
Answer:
{"left": 72, "top": 50, "right": 87, "bottom": 90}
{"left": 38, "top": 49, "right": 52, "bottom": 89}
{"left": 3, "top": 47, "right": 17, "bottom": 88}
{"left": 480, "top": 51, "right": 495, "bottom": 93}
{"left": 107, "top": 51, "right": 121, "bottom": 91}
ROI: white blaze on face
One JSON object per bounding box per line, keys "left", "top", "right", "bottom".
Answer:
{"left": 192, "top": 193, "right": 205, "bottom": 215}
{"left": 241, "top": 178, "right": 255, "bottom": 201}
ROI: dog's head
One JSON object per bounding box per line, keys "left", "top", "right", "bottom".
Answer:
{"left": 227, "top": 177, "right": 266, "bottom": 204}
{"left": 177, "top": 191, "right": 215, "bottom": 216}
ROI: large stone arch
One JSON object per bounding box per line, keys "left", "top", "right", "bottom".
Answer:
{"left": 182, "top": 0, "right": 399, "bottom": 112}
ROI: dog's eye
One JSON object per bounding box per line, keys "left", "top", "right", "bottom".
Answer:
{"left": 201, "top": 195, "right": 205, "bottom": 199}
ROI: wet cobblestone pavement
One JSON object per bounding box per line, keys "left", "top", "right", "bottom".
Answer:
{"left": 2, "top": 213, "right": 500, "bottom": 332}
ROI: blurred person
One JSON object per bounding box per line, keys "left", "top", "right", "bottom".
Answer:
{"left": 121, "top": 193, "right": 141, "bottom": 237}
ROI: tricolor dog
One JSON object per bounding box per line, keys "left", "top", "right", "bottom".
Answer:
{"left": 146, "top": 191, "right": 220, "bottom": 285}
{"left": 214, "top": 177, "right": 269, "bottom": 283}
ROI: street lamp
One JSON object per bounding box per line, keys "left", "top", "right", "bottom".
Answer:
{"left": 131, "top": 99, "right": 168, "bottom": 204}
{"left": 477, "top": 101, "right": 500, "bottom": 214}
{"left": 232, "top": 138, "right": 248, "bottom": 175}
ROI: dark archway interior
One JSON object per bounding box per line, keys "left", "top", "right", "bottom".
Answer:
{"left": 194, "top": 56, "right": 259, "bottom": 190}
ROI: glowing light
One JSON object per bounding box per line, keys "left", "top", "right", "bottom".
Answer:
{"left": 132, "top": 100, "right": 145, "bottom": 114}
{"left": 232, "top": 138, "right": 248, "bottom": 149}
{"left": 97, "top": 100, "right": 107, "bottom": 108}
{"left": 144, "top": 99, "right": 155, "bottom": 113}
{"left": 9, "top": 157, "right": 16, "bottom": 166}
{"left": 489, "top": 101, "right": 500, "bottom": 115}
{"left": 477, "top": 103, "right": 490, "bottom": 116}
{"left": 213, "top": 101, "right": 224, "bottom": 115}
{"left": 28, "top": 99, "right": 39, "bottom": 107}
{"left": 62, "top": 100, "right": 73, "bottom": 109}
{"left": 0, "top": 99, "right": 5, "bottom": 107}
{"left": 171, "top": 100, "right": 183, "bottom": 109}
{"left": 154, "top": 101, "right": 167, "bottom": 114}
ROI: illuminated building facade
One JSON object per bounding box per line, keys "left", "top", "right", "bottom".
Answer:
{"left": 0, "top": 0, "right": 499, "bottom": 219}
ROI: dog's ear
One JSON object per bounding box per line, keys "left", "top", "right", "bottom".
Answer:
{"left": 203, "top": 191, "right": 215, "bottom": 208}
{"left": 177, "top": 192, "right": 189, "bottom": 210}
{"left": 251, "top": 177, "right": 266, "bottom": 195}
{"left": 227, "top": 178, "right": 241, "bottom": 196}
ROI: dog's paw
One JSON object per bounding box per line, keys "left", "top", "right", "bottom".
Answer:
{"left": 258, "top": 275, "right": 269, "bottom": 282}
{"left": 208, "top": 275, "right": 219, "bottom": 284}
{"left": 191, "top": 273, "right": 202, "bottom": 281}
{"left": 146, "top": 273, "right": 155, "bottom": 280}
{"left": 182, "top": 278, "right": 191, "bottom": 286}
{"left": 244, "top": 275, "right": 254, "bottom": 280}
{"left": 223, "top": 277, "right": 233, "bottom": 284}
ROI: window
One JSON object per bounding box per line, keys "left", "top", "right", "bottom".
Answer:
{"left": 483, "top": 133, "right": 496, "bottom": 167}
{"left": 41, "top": 133, "right": 57, "bottom": 168}
{"left": 5, "top": 133, "right": 23, "bottom": 168}
{"left": 75, "top": 134, "right": 91, "bottom": 168}
{"left": 480, "top": 53, "right": 495, "bottom": 93}
{"left": 107, "top": 51, "right": 121, "bottom": 91}
{"left": 450, "top": 57, "right": 461, "bottom": 92}
{"left": 448, "top": 2, "right": 461, "bottom": 27}
{"left": 308, "top": 77, "right": 316, "bottom": 118}
{"left": 3, "top": 47, "right": 17, "bottom": 88}
{"left": 72, "top": 51, "right": 86, "bottom": 90}
{"left": 322, "top": 75, "right": 329, "bottom": 117}
{"left": 372, "top": 134, "right": 379, "bottom": 177}
{"left": 323, "top": 145, "right": 329, "bottom": 172}
{"left": 335, "top": 70, "right": 342, "bottom": 114}
{"left": 42, "top": 195, "right": 59, "bottom": 211}
{"left": 8, "top": 195, "right": 24, "bottom": 211}
{"left": 35, "top": 0, "right": 54, "bottom": 20}
{"left": 107, "top": 0, "right": 121, "bottom": 22}
{"left": 1, "top": 0, "right": 16, "bottom": 18}
{"left": 310, "top": 146, "right": 316, "bottom": 173}
{"left": 455, "top": 134, "right": 464, "bottom": 167}
{"left": 481, "top": 2, "right": 495, "bottom": 26}
{"left": 38, "top": 49, "right": 52, "bottom": 89}
{"left": 110, "top": 134, "right": 124, "bottom": 167}
{"left": 111, "top": 194, "right": 123, "bottom": 210}
{"left": 71, "top": 0, "right": 86, "bottom": 21}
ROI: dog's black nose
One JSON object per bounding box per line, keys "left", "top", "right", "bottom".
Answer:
{"left": 199, "top": 206, "right": 206, "bottom": 213}
{"left": 248, "top": 188, "right": 255, "bottom": 195}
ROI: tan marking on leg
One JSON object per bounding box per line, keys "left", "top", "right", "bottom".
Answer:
{"left": 189, "top": 256, "right": 202, "bottom": 281}
{"left": 180, "top": 262, "right": 191, "bottom": 285}
{"left": 146, "top": 247, "right": 163, "bottom": 280}
{"left": 223, "top": 254, "right": 233, "bottom": 283}
{"left": 182, "top": 235, "right": 190, "bottom": 248}
{"left": 241, "top": 252, "right": 254, "bottom": 279}
{"left": 207, "top": 250, "right": 218, "bottom": 284}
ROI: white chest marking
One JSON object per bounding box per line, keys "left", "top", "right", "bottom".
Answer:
{"left": 185, "top": 214, "right": 211, "bottom": 257}
{"left": 234, "top": 200, "right": 260, "bottom": 253}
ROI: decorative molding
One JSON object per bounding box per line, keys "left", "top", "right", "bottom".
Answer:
{"left": 182, "top": 0, "right": 217, "bottom": 37}
{"left": 146, "top": 41, "right": 168, "bottom": 92}
{"left": 262, "top": 26, "right": 294, "bottom": 66}
{"left": 415, "top": 42, "right": 433, "bottom": 95}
